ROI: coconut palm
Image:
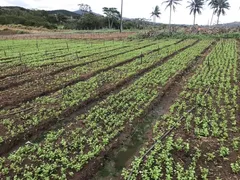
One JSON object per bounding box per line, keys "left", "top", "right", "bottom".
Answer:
{"left": 213, "top": 0, "right": 230, "bottom": 24}
{"left": 151, "top": 5, "right": 161, "bottom": 23}
{"left": 162, "top": 0, "right": 182, "bottom": 33}
{"left": 187, "top": 0, "right": 204, "bottom": 25}
{"left": 207, "top": 0, "right": 220, "bottom": 25}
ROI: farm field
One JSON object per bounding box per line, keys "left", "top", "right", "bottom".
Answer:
{"left": 0, "top": 38, "right": 239, "bottom": 180}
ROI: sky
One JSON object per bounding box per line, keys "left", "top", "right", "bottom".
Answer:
{"left": 1, "top": 0, "right": 240, "bottom": 25}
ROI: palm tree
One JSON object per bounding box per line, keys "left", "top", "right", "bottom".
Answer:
{"left": 162, "top": 0, "right": 182, "bottom": 34}
{"left": 151, "top": 5, "right": 161, "bottom": 23}
{"left": 187, "top": 0, "right": 204, "bottom": 25}
{"left": 207, "top": 0, "right": 218, "bottom": 26}
{"left": 213, "top": 0, "right": 230, "bottom": 24}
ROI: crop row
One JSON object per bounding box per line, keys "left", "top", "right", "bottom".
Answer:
{"left": 0, "top": 40, "right": 212, "bottom": 179}
{"left": 28, "top": 40, "right": 156, "bottom": 67}
{"left": 0, "top": 39, "right": 179, "bottom": 108}
{"left": 0, "top": 39, "right": 67, "bottom": 51}
{"left": 0, "top": 40, "right": 157, "bottom": 90}
{"left": 0, "top": 39, "right": 188, "bottom": 149}
{"left": 0, "top": 39, "right": 114, "bottom": 59}
{"left": 122, "top": 40, "right": 239, "bottom": 180}
{"left": 0, "top": 40, "right": 140, "bottom": 67}
{"left": 0, "top": 40, "right": 149, "bottom": 80}
{"left": 0, "top": 39, "right": 88, "bottom": 61}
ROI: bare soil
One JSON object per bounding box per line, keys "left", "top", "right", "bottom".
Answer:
{"left": 0, "top": 32, "right": 135, "bottom": 40}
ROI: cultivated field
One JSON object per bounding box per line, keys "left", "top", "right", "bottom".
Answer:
{"left": 0, "top": 38, "right": 239, "bottom": 180}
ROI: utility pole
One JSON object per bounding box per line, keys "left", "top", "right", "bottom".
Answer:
{"left": 120, "top": 0, "right": 123, "bottom": 33}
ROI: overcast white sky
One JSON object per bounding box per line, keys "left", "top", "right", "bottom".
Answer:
{"left": 1, "top": 0, "right": 240, "bottom": 25}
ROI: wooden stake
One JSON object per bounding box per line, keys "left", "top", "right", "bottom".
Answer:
{"left": 36, "top": 42, "right": 39, "bottom": 51}
{"left": 76, "top": 52, "right": 79, "bottom": 60}
{"left": 66, "top": 42, "right": 69, "bottom": 51}
{"left": 19, "top": 52, "right": 22, "bottom": 62}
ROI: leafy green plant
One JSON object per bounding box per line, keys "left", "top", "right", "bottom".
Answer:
{"left": 231, "top": 159, "right": 240, "bottom": 173}
{"left": 219, "top": 146, "right": 230, "bottom": 157}
{"left": 205, "top": 152, "right": 216, "bottom": 161}
{"left": 232, "top": 138, "right": 240, "bottom": 151}
{"left": 200, "top": 167, "right": 209, "bottom": 180}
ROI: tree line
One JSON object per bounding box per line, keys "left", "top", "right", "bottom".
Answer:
{"left": 151, "top": 0, "right": 231, "bottom": 33}
{"left": 0, "top": 5, "right": 155, "bottom": 30}
{"left": 0, "top": 0, "right": 233, "bottom": 31}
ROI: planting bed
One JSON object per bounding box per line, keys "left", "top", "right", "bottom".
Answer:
{"left": 0, "top": 38, "right": 239, "bottom": 180}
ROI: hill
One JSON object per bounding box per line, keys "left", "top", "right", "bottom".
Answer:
{"left": 0, "top": 6, "right": 184, "bottom": 31}
{"left": 47, "top": 10, "right": 80, "bottom": 17}
{"left": 74, "top": 10, "right": 103, "bottom": 17}
{"left": 0, "top": 6, "right": 120, "bottom": 30}
{"left": 0, "top": 6, "right": 60, "bottom": 29}
{"left": 218, "top": 21, "right": 240, "bottom": 28}
{"left": 0, "top": 6, "right": 107, "bottom": 30}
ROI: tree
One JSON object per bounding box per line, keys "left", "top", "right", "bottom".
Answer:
{"left": 213, "top": 0, "right": 230, "bottom": 24}
{"left": 151, "top": 5, "right": 161, "bottom": 23}
{"left": 103, "top": 7, "right": 121, "bottom": 29}
{"left": 78, "top": 4, "right": 92, "bottom": 13}
{"left": 162, "top": 0, "right": 182, "bottom": 34}
{"left": 103, "top": 7, "right": 111, "bottom": 28}
{"left": 187, "top": 0, "right": 204, "bottom": 25}
{"left": 207, "top": 0, "right": 218, "bottom": 26}
{"left": 55, "top": 13, "right": 68, "bottom": 23}
{"left": 76, "top": 13, "right": 105, "bottom": 30}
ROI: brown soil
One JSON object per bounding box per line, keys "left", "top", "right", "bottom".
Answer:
{"left": 0, "top": 66, "right": 32, "bottom": 79}
{"left": 0, "top": 29, "right": 28, "bottom": 35}
{"left": 0, "top": 25, "right": 54, "bottom": 34}
{"left": 0, "top": 32, "right": 136, "bottom": 40}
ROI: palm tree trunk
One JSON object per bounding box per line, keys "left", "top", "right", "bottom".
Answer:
{"left": 210, "top": 10, "right": 214, "bottom": 26}
{"left": 169, "top": 5, "right": 172, "bottom": 34}
{"left": 120, "top": 0, "right": 123, "bottom": 33}
{"left": 193, "top": 13, "right": 196, "bottom": 25}
{"left": 153, "top": 15, "right": 156, "bottom": 23}
{"left": 217, "top": 14, "right": 220, "bottom": 25}
{"left": 111, "top": 18, "right": 114, "bottom": 28}
{"left": 108, "top": 18, "right": 111, "bottom": 29}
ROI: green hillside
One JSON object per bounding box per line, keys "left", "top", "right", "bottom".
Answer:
{"left": 0, "top": 6, "right": 152, "bottom": 30}
{"left": 0, "top": 6, "right": 61, "bottom": 29}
